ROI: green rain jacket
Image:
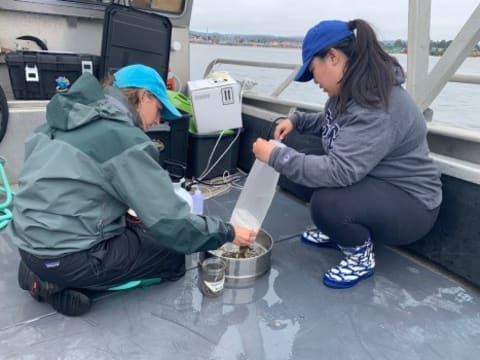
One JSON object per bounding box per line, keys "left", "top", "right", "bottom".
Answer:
{"left": 5, "top": 73, "right": 234, "bottom": 257}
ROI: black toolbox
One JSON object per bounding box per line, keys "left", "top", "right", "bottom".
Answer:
{"left": 6, "top": 4, "right": 173, "bottom": 100}
{"left": 6, "top": 51, "right": 100, "bottom": 100}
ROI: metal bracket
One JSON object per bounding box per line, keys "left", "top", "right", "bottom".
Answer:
{"left": 25, "top": 64, "right": 39, "bottom": 82}
{"left": 81, "top": 60, "right": 93, "bottom": 74}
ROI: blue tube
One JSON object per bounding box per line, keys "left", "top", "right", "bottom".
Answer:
{"left": 0, "top": 157, "right": 13, "bottom": 229}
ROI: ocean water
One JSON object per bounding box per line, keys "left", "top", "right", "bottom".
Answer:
{"left": 190, "top": 44, "right": 480, "bottom": 129}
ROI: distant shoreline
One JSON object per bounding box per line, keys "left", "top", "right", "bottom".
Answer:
{"left": 190, "top": 41, "right": 480, "bottom": 57}
{"left": 190, "top": 41, "right": 300, "bottom": 49}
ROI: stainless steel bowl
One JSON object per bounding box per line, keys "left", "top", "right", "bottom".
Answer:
{"left": 207, "top": 229, "right": 273, "bottom": 286}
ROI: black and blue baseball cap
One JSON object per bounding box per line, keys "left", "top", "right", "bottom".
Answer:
{"left": 295, "top": 20, "right": 353, "bottom": 82}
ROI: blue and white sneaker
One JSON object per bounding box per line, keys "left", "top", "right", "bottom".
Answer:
{"left": 323, "top": 239, "right": 375, "bottom": 289}
{"left": 300, "top": 229, "right": 340, "bottom": 250}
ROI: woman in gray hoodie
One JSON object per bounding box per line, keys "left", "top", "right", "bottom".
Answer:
{"left": 252, "top": 19, "right": 442, "bottom": 289}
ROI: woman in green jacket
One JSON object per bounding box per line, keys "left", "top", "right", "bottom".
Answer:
{"left": 6, "top": 64, "right": 256, "bottom": 316}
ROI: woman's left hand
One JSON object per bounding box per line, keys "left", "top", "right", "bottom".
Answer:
{"left": 252, "top": 138, "right": 276, "bottom": 163}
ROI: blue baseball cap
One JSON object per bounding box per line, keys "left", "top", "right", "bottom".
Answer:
{"left": 114, "top": 64, "right": 182, "bottom": 120}
{"left": 295, "top": 20, "right": 353, "bottom": 82}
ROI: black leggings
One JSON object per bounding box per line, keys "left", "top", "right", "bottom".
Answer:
{"left": 298, "top": 176, "right": 439, "bottom": 247}
{"left": 20, "top": 220, "right": 186, "bottom": 290}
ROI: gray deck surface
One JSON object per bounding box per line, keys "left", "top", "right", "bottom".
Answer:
{"left": 1, "top": 188, "right": 479, "bottom": 359}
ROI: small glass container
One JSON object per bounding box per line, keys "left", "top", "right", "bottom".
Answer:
{"left": 201, "top": 257, "right": 226, "bottom": 297}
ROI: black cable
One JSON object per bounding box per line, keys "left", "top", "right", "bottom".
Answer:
{"left": 186, "top": 172, "right": 245, "bottom": 190}
{"left": 195, "top": 176, "right": 242, "bottom": 187}
{"left": 0, "top": 85, "right": 9, "bottom": 143}
{"left": 197, "top": 127, "right": 242, "bottom": 182}
{"left": 266, "top": 116, "right": 287, "bottom": 140}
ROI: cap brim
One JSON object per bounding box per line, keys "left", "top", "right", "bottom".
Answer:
{"left": 161, "top": 100, "right": 182, "bottom": 120}
{"left": 152, "top": 91, "right": 182, "bottom": 120}
{"left": 294, "top": 61, "right": 314, "bottom": 82}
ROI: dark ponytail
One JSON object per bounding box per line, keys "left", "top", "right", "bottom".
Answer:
{"left": 333, "top": 19, "right": 403, "bottom": 113}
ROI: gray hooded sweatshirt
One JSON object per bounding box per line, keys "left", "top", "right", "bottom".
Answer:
{"left": 269, "top": 68, "right": 442, "bottom": 210}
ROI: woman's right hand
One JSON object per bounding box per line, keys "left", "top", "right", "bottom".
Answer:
{"left": 232, "top": 225, "right": 257, "bottom": 247}
{"left": 274, "top": 118, "right": 294, "bottom": 140}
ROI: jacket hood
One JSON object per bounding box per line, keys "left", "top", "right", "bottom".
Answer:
{"left": 46, "top": 73, "right": 136, "bottom": 131}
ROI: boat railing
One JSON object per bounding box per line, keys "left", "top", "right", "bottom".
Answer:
{"left": 204, "top": 57, "right": 480, "bottom": 97}
{"left": 203, "top": 58, "right": 301, "bottom": 98}
{"left": 203, "top": 57, "right": 480, "bottom": 184}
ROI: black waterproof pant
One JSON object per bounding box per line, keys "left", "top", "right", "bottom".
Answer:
{"left": 20, "top": 220, "right": 186, "bottom": 290}
{"left": 294, "top": 176, "right": 440, "bottom": 247}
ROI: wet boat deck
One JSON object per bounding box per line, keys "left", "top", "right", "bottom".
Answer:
{"left": 1, "top": 187, "right": 480, "bottom": 359}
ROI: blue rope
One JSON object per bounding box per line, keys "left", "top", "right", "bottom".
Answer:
{"left": 0, "top": 157, "right": 14, "bottom": 229}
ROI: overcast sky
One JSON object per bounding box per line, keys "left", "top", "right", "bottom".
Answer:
{"left": 190, "top": 0, "right": 479, "bottom": 41}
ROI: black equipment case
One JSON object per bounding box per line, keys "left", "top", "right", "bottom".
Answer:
{"left": 6, "top": 51, "right": 100, "bottom": 100}
{"left": 102, "top": 5, "right": 187, "bottom": 168}
{"left": 6, "top": 4, "right": 173, "bottom": 100}
{"left": 101, "top": 5, "right": 187, "bottom": 168}
{"left": 100, "top": 4, "right": 172, "bottom": 80}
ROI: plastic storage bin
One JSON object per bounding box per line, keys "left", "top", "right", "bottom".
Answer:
{"left": 145, "top": 116, "right": 189, "bottom": 168}
{"left": 187, "top": 130, "right": 241, "bottom": 180}
{"left": 6, "top": 51, "right": 100, "bottom": 100}
{"left": 167, "top": 90, "right": 197, "bottom": 133}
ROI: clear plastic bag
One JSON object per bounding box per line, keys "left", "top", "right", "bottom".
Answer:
{"left": 230, "top": 140, "right": 284, "bottom": 231}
